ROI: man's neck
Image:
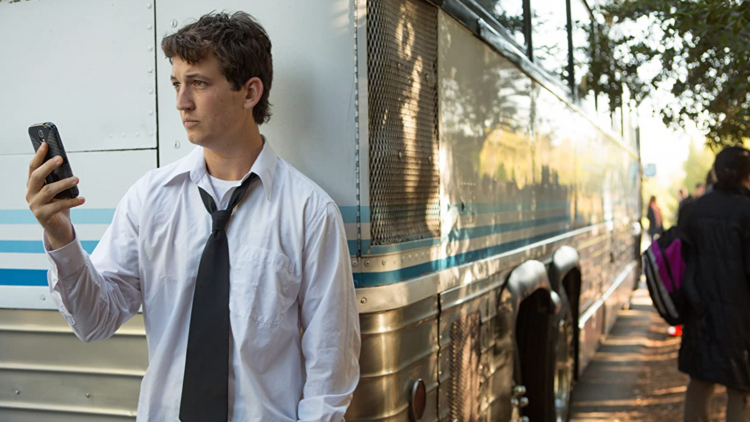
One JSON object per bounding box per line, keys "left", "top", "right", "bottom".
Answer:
{"left": 204, "top": 130, "right": 264, "bottom": 181}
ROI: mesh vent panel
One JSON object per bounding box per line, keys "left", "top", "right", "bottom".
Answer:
{"left": 449, "top": 312, "right": 481, "bottom": 422}
{"left": 367, "top": 0, "right": 440, "bottom": 245}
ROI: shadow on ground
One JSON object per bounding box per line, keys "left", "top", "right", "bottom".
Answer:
{"left": 569, "top": 286, "right": 727, "bottom": 422}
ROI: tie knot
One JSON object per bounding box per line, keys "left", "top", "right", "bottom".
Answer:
{"left": 211, "top": 210, "right": 232, "bottom": 231}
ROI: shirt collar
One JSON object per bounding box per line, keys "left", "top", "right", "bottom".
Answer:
{"left": 163, "top": 135, "right": 278, "bottom": 201}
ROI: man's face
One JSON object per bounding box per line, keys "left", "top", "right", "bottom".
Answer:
{"left": 170, "top": 54, "right": 249, "bottom": 149}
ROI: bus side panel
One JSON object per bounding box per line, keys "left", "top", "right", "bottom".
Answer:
{"left": 0, "top": 0, "right": 157, "bottom": 155}
{"left": 0, "top": 309, "right": 146, "bottom": 421}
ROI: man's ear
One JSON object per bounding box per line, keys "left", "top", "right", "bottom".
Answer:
{"left": 243, "top": 77, "right": 263, "bottom": 111}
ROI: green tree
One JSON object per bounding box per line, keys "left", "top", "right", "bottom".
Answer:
{"left": 682, "top": 140, "right": 715, "bottom": 194}
{"left": 590, "top": 0, "right": 750, "bottom": 147}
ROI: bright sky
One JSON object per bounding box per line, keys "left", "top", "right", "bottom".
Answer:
{"left": 618, "top": 13, "right": 709, "bottom": 189}
{"left": 638, "top": 96, "right": 700, "bottom": 186}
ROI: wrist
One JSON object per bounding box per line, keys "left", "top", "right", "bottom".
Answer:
{"left": 47, "top": 225, "right": 75, "bottom": 251}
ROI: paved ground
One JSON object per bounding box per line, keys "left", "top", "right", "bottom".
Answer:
{"left": 569, "top": 286, "right": 727, "bottom": 422}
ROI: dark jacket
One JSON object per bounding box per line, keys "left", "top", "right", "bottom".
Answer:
{"left": 678, "top": 187, "right": 750, "bottom": 391}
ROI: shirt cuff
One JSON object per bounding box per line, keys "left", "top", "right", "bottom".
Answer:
{"left": 44, "top": 231, "right": 87, "bottom": 279}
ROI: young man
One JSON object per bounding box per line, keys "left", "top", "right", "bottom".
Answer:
{"left": 25, "top": 12, "right": 360, "bottom": 422}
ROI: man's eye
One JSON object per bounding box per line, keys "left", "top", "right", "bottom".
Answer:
{"left": 172, "top": 82, "right": 180, "bottom": 90}
{"left": 192, "top": 80, "right": 206, "bottom": 87}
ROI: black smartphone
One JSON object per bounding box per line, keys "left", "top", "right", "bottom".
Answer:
{"left": 28, "top": 122, "right": 79, "bottom": 199}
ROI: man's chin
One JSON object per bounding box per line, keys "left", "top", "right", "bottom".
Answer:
{"left": 185, "top": 133, "right": 204, "bottom": 146}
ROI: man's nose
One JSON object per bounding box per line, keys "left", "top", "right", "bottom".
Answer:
{"left": 176, "top": 87, "right": 194, "bottom": 111}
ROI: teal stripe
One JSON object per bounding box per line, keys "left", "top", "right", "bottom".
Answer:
{"left": 0, "top": 269, "right": 47, "bottom": 286}
{"left": 339, "top": 206, "right": 358, "bottom": 224}
{"left": 0, "top": 209, "right": 115, "bottom": 225}
{"left": 353, "top": 228, "right": 572, "bottom": 287}
{"left": 338, "top": 206, "right": 369, "bottom": 224}
{"left": 0, "top": 240, "right": 98, "bottom": 254}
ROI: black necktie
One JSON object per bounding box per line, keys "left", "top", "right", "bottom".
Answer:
{"left": 180, "top": 173, "right": 257, "bottom": 422}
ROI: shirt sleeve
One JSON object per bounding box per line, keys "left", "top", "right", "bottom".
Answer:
{"left": 296, "top": 202, "right": 361, "bottom": 422}
{"left": 45, "top": 180, "right": 144, "bottom": 343}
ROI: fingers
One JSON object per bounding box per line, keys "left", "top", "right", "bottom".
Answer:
{"left": 27, "top": 154, "right": 63, "bottom": 195}
{"left": 36, "top": 176, "right": 80, "bottom": 204}
{"left": 32, "top": 196, "right": 86, "bottom": 225}
{"left": 28, "top": 142, "right": 48, "bottom": 180}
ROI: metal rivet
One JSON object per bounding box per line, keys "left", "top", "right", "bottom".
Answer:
{"left": 364, "top": 261, "right": 370, "bottom": 267}
{"left": 148, "top": 68, "right": 153, "bottom": 74}
{"left": 39, "top": 295, "right": 46, "bottom": 301}
{"left": 122, "top": 133, "right": 126, "bottom": 138}
{"left": 171, "top": 19, "right": 178, "bottom": 28}
{"left": 147, "top": 24, "right": 153, "bottom": 30}
{"left": 174, "top": 140, "right": 180, "bottom": 149}
{"left": 149, "top": 132, "right": 155, "bottom": 137}
{"left": 14, "top": 389, "right": 20, "bottom": 395}
{"left": 109, "top": 134, "right": 113, "bottom": 139}
{"left": 381, "top": 260, "right": 386, "bottom": 266}
{"left": 85, "top": 393, "right": 91, "bottom": 398}
{"left": 148, "top": 89, "right": 154, "bottom": 94}
{"left": 136, "top": 132, "right": 140, "bottom": 137}
{"left": 146, "top": 3, "right": 152, "bottom": 9}
{"left": 360, "top": 297, "right": 367, "bottom": 304}
{"left": 148, "top": 46, "right": 154, "bottom": 52}
{"left": 148, "top": 109, "right": 154, "bottom": 115}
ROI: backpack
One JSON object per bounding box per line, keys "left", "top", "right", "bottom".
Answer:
{"left": 642, "top": 226, "right": 687, "bottom": 326}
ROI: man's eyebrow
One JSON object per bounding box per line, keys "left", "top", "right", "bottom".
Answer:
{"left": 171, "top": 73, "right": 211, "bottom": 81}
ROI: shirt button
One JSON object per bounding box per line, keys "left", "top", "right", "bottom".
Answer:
{"left": 62, "top": 258, "right": 70, "bottom": 264}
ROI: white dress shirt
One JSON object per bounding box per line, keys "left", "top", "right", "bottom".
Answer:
{"left": 44, "top": 139, "right": 361, "bottom": 422}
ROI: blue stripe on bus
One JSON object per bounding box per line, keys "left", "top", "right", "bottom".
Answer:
{"left": 2, "top": 229, "right": 569, "bottom": 288}
{"left": 1, "top": 225, "right": 587, "bottom": 287}
{"left": 353, "top": 228, "right": 572, "bottom": 287}
{"left": 339, "top": 207, "right": 358, "bottom": 224}
{"left": 0, "top": 240, "right": 98, "bottom": 254}
{"left": 0, "top": 269, "right": 48, "bottom": 286}
{"left": 0, "top": 209, "right": 115, "bottom": 225}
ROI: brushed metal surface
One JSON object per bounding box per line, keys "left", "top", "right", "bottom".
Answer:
{"left": 0, "top": 310, "right": 146, "bottom": 421}
{"left": 348, "top": 296, "right": 439, "bottom": 421}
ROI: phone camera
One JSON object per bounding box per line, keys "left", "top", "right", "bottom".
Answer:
{"left": 37, "top": 130, "right": 44, "bottom": 139}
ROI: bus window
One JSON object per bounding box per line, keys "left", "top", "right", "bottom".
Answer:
{"left": 474, "top": 0, "right": 526, "bottom": 49}
{"left": 531, "top": 0, "right": 569, "bottom": 86}
{"left": 571, "top": 0, "right": 594, "bottom": 115}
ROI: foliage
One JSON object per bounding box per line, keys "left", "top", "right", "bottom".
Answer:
{"left": 681, "top": 140, "right": 715, "bottom": 193}
{"left": 591, "top": 0, "right": 750, "bottom": 147}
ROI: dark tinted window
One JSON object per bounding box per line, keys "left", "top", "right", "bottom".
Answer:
{"left": 571, "top": 0, "right": 594, "bottom": 112}
{"left": 474, "top": 0, "right": 526, "bottom": 48}
{"left": 531, "top": 0, "right": 569, "bottom": 85}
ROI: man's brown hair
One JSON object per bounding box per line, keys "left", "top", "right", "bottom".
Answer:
{"left": 162, "top": 11, "right": 273, "bottom": 124}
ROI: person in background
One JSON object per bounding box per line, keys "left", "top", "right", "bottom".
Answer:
{"left": 646, "top": 196, "right": 664, "bottom": 242}
{"left": 670, "top": 172, "right": 714, "bottom": 337}
{"left": 679, "top": 146, "right": 750, "bottom": 422}
{"left": 678, "top": 186, "right": 689, "bottom": 205}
